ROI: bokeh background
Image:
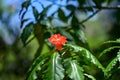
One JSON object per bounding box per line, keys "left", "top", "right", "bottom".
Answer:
{"left": 0, "top": 0, "right": 120, "bottom": 80}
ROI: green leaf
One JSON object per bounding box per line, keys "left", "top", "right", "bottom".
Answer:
{"left": 78, "top": 0, "right": 86, "bottom": 7}
{"left": 92, "top": 0, "right": 105, "bottom": 6}
{"left": 22, "top": 0, "right": 30, "bottom": 8}
{"left": 20, "top": 18, "right": 30, "bottom": 28}
{"left": 105, "top": 50, "right": 120, "bottom": 77}
{"left": 116, "top": 38, "right": 120, "bottom": 42}
{"left": 105, "top": 57, "right": 118, "bottom": 73}
{"left": 26, "top": 53, "right": 49, "bottom": 80}
{"left": 64, "top": 58, "right": 84, "bottom": 80}
{"left": 19, "top": 0, "right": 30, "bottom": 16}
{"left": 56, "top": 28, "right": 75, "bottom": 44}
{"left": 21, "top": 22, "right": 33, "bottom": 45}
{"left": 105, "top": 57, "right": 118, "bottom": 78}
{"left": 99, "top": 46, "right": 120, "bottom": 58}
{"left": 102, "top": 41, "right": 120, "bottom": 45}
{"left": 58, "top": 8, "right": 68, "bottom": 22}
{"left": 117, "top": 50, "right": 120, "bottom": 62}
{"left": 32, "top": 6, "right": 39, "bottom": 20}
{"left": 71, "top": 15, "right": 79, "bottom": 27}
{"left": 39, "top": 5, "right": 52, "bottom": 20}
{"left": 84, "top": 73, "right": 96, "bottom": 80}
{"left": 64, "top": 44, "right": 105, "bottom": 72}
{"left": 44, "top": 52, "right": 64, "bottom": 80}
{"left": 75, "top": 29, "right": 89, "bottom": 47}
{"left": 66, "top": 5, "right": 76, "bottom": 11}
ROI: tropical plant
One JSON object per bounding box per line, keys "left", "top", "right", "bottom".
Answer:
{"left": 19, "top": 0, "right": 120, "bottom": 80}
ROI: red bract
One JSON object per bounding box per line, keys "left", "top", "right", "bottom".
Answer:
{"left": 49, "top": 34, "right": 67, "bottom": 50}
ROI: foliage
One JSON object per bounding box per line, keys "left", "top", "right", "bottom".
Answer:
{"left": 19, "top": 0, "right": 120, "bottom": 80}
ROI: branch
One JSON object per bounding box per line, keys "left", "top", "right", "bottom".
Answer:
{"left": 77, "top": 6, "right": 120, "bottom": 25}
{"left": 46, "top": 0, "right": 120, "bottom": 10}
{"left": 78, "top": 5, "right": 120, "bottom": 9}
{"left": 79, "top": 9, "right": 101, "bottom": 24}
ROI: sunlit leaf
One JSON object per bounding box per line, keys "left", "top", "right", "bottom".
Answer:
{"left": 105, "top": 57, "right": 118, "bottom": 78}
{"left": 84, "top": 73, "right": 96, "bottom": 80}
{"left": 117, "top": 50, "right": 120, "bottom": 62}
{"left": 102, "top": 41, "right": 120, "bottom": 45}
{"left": 64, "top": 44, "right": 105, "bottom": 72}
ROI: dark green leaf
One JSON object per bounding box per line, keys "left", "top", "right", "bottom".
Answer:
{"left": 70, "top": 24, "right": 89, "bottom": 49}
{"left": 22, "top": 0, "right": 30, "bottom": 8}
{"left": 78, "top": 0, "right": 86, "bottom": 7}
{"left": 66, "top": 5, "right": 76, "bottom": 11}
{"left": 71, "top": 15, "right": 79, "bottom": 27}
{"left": 20, "top": 18, "right": 30, "bottom": 28}
{"left": 39, "top": 5, "right": 52, "bottom": 20}
{"left": 19, "top": 0, "right": 30, "bottom": 17}
{"left": 58, "top": 8, "right": 68, "bottom": 22}
{"left": 92, "top": 0, "right": 106, "bottom": 6}
{"left": 56, "top": 28, "right": 75, "bottom": 43}
{"left": 21, "top": 22, "right": 33, "bottom": 45}
{"left": 32, "top": 6, "right": 39, "bottom": 20}
{"left": 44, "top": 52, "right": 64, "bottom": 80}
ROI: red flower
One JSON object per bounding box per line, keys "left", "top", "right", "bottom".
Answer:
{"left": 49, "top": 34, "right": 67, "bottom": 50}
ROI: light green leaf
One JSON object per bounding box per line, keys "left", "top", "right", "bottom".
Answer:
{"left": 84, "top": 73, "right": 96, "bottom": 80}
{"left": 64, "top": 58, "right": 84, "bottom": 80}
{"left": 44, "top": 52, "right": 64, "bottom": 80}
{"left": 117, "top": 50, "right": 120, "bottom": 62}
{"left": 102, "top": 38, "right": 120, "bottom": 45}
